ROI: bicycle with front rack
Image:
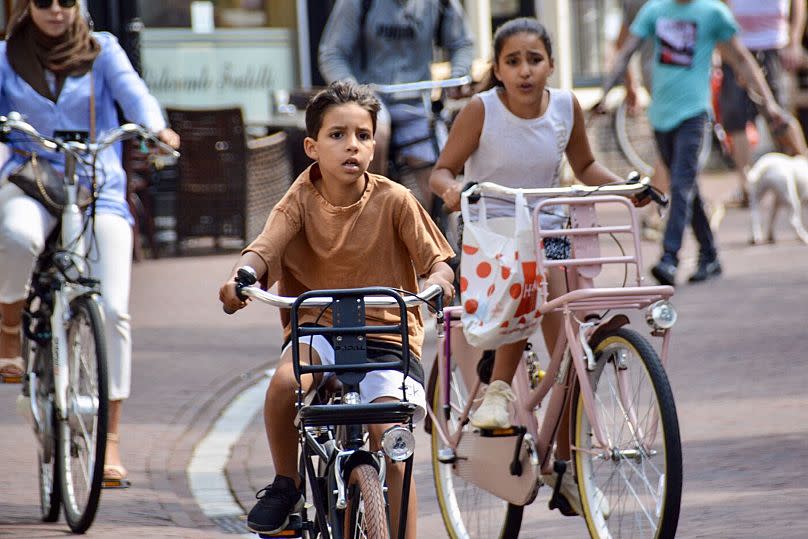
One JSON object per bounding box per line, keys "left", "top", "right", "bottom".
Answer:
{"left": 425, "top": 178, "right": 682, "bottom": 538}
{"left": 2, "top": 113, "right": 179, "bottom": 533}
{"left": 233, "top": 267, "right": 444, "bottom": 539}
{"left": 373, "top": 76, "right": 470, "bottom": 237}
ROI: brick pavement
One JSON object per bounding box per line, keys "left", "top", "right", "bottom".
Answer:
{"left": 2, "top": 170, "right": 807, "bottom": 538}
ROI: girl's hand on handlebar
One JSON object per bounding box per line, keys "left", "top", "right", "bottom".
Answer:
{"left": 158, "top": 128, "right": 180, "bottom": 149}
{"left": 439, "top": 181, "right": 464, "bottom": 212}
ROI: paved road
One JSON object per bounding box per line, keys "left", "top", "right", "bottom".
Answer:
{"left": 1, "top": 171, "right": 807, "bottom": 538}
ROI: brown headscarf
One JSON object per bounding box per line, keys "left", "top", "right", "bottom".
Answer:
{"left": 5, "top": 1, "right": 100, "bottom": 101}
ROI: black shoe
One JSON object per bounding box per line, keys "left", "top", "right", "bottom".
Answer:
{"left": 688, "top": 259, "right": 722, "bottom": 283}
{"left": 247, "top": 476, "right": 305, "bottom": 534}
{"left": 651, "top": 261, "right": 677, "bottom": 286}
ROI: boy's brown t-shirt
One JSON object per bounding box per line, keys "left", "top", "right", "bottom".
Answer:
{"left": 243, "top": 164, "right": 454, "bottom": 359}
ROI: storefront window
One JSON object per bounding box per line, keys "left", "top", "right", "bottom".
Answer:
{"left": 138, "top": 0, "right": 293, "bottom": 29}
{"left": 571, "top": 0, "right": 621, "bottom": 86}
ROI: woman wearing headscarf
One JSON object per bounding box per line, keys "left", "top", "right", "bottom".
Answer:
{"left": 0, "top": 0, "right": 179, "bottom": 486}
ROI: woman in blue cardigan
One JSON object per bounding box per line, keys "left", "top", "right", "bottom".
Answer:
{"left": 0, "top": 0, "right": 179, "bottom": 486}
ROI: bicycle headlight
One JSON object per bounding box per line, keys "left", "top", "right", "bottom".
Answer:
{"left": 381, "top": 426, "right": 416, "bottom": 462}
{"left": 646, "top": 300, "right": 678, "bottom": 330}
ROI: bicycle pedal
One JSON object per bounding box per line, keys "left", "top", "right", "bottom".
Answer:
{"left": 102, "top": 478, "right": 132, "bottom": 489}
{"left": 477, "top": 425, "right": 525, "bottom": 438}
{"left": 257, "top": 514, "right": 303, "bottom": 538}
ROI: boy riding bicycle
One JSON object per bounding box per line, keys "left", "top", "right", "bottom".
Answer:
{"left": 218, "top": 81, "right": 455, "bottom": 538}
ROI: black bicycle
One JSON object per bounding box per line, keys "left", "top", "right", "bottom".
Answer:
{"left": 234, "top": 267, "right": 443, "bottom": 539}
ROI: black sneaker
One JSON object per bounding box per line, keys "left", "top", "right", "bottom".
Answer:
{"left": 651, "top": 261, "right": 677, "bottom": 286}
{"left": 247, "top": 476, "right": 305, "bottom": 534}
{"left": 688, "top": 259, "right": 722, "bottom": 283}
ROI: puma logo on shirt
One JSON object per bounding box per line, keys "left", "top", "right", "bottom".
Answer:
{"left": 375, "top": 23, "right": 416, "bottom": 40}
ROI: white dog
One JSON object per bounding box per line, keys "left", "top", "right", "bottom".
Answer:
{"left": 746, "top": 152, "right": 808, "bottom": 245}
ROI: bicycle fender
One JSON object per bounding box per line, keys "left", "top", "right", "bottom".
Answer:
{"left": 588, "top": 314, "right": 630, "bottom": 346}
{"left": 341, "top": 450, "right": 380, "bottom": 483}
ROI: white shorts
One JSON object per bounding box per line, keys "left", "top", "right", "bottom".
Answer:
{"left": 282, "top": 334, "right": 427, "bottom": 423}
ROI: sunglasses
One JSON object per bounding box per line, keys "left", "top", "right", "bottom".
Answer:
{"left": 31, "top": 0, "right": 77, "bottom": 9}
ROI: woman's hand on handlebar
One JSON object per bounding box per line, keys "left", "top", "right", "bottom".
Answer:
{"left": 157, "top": 128, "right": 180, "bottom": 149}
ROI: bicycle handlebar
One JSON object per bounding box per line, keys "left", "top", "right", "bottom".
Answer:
{"left": 372, "top": 76, "right": 472, "bottom": 96}
{"left": 0, "top": 112, "right": 180, "bottom": 159}
{"left": 464, "top": 174, "right": 669, "bottom": 207}
{"left": 227, "top": 266, "right": 442, "bottom": 313}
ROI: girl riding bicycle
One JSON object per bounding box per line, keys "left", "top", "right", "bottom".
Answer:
{"left": 219, "top": 81, "right": 454, "bottom": 538}
{"left": 0, "top": 0, "right": 178, "bottom": 487}
{"left": 429, "top": 17, "right": 632, "bottom": 517}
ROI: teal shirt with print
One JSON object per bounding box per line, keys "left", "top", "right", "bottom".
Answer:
{"left": 630, "top": 0, "right": 737, "bottom": 131}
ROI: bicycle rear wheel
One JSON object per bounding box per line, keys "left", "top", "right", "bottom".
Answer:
{"left": 22, "top": 329, "right": 61, "bottom": 522}
{"left": 429, "top": 360, "right": 524, "bottom": 538}
{"left": 572, "top": 328, "right": 682, "bottom": 538}
{"left": 58, "top": 294, "right": 108, "bottom": 533}
{"left": 343, "top": 463, "right": 390, "bottom": 539}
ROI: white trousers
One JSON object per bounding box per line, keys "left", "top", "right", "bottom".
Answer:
{"left": 0, "top": 182, "right": 133, "bottom": 400}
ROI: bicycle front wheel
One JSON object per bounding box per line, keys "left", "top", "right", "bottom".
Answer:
{"left": 58, "top": 294, "right": 108, "bottom": 533}
{"left": 343, "top": 463, "right": 389, "bottom": 539}
{"left": 572, "top": 328, "right": 682, "bottom": 538}
{"left": 429, "top": 360, "right": 524, "bottom": 539}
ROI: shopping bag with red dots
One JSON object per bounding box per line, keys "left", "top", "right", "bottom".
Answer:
{"left": 459, "top": 190, "right": 542, "bottom": 349}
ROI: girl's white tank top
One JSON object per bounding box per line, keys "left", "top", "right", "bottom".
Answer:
{"left": 465, "top": 86, "right": 574, "bottom": 228}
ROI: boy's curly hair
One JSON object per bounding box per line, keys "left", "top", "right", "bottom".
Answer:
{"left": 305, "top": 80, "right": 381, "bottom": 139}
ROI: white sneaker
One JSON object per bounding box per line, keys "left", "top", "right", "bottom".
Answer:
{"left": 542, "top": 462, "right": 610, "bottom": 520}
{"left": 469, "top": 380, "right": 514, "bottom": 429}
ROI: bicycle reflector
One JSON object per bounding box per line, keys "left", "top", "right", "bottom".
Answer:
{"left": 646, "top": 300, "right": 678, "bottom": 330}
{"left": 381, "top": 426, "right": 416, "bottom": 462}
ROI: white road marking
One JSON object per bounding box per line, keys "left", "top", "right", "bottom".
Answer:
{"left": 187, "top": 369, "right": 274, "bottom": 536}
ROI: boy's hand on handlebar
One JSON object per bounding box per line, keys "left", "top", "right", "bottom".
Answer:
{"left": 219, "top": 279, "right": 248, "bottom": 314}
{"left": 158, "top": 128, "right": 180, "bottom": 149}
{"left": 424, "top": 274, "right": 455, "bottom": 306}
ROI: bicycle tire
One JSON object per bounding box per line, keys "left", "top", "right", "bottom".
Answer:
{"left": 572, "top": 328, "right": 682, "bottom": 539}
{"left": 22, "top": 310, "right": 62, "bottom": 522}
{"left": 343, "top": 463, "right": 390, "bottom": 539}
{"left": 428, "top": 359, "right": 524, "bottom": 539}
{"left": 58, "top": 294, "right": 108, "bottom": 533}
{"left": 614, "top": 97, "right": 713, "bottom": 175}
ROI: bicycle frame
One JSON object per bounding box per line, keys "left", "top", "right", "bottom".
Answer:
{"left": 428, "top": 182, "right": 675, "bottom": 495}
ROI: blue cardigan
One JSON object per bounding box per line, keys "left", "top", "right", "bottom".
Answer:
{"left": 0, "top": 32, "right": 167, "bottom": 223}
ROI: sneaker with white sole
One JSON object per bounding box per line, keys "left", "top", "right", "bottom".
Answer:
{"left": 469, "top": 380, "right": 515, "bottom": 429}
{"left": 542, "top": 462, "right": 610, "bottom": 520}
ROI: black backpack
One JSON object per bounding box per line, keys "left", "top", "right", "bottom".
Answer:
{"left": 359, "top": 0, "right": 451, "bottom": 70}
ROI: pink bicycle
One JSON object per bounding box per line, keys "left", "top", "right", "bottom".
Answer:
{"left": 425, "top": 179, "right": 682, "bottom": 538}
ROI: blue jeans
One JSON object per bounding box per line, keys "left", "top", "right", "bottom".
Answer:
{"left": 654, "top": 113, "right": 717, "bottom": 266}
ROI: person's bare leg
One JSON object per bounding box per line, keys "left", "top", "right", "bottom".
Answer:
{"left": 0, "top": 300, "right": 24, "bottom": 359}
{"left": 265, "top": 344, "right": 319, "bottom": 485}
{"left": 409, "top": 160, "right": 434, "bottom": 210}
{"left": 369, "top": 116, "right": 391, "bottom": 176}
{"left": 369, "top": 418, "right": 416, "bottom": 539}
{"left": 105, "top": 399, "right": 125, "bottom": 474}
{"left": 729, "top": 130, "right": 752, "bottom": 203}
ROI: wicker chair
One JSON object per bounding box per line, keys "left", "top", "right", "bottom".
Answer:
{"left": 245, "top": 132, "right": 293, "bottom": 241}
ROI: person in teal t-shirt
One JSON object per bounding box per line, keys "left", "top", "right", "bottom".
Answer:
{"left": 596, "top": 0, "right": 787, "bottom": 286}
